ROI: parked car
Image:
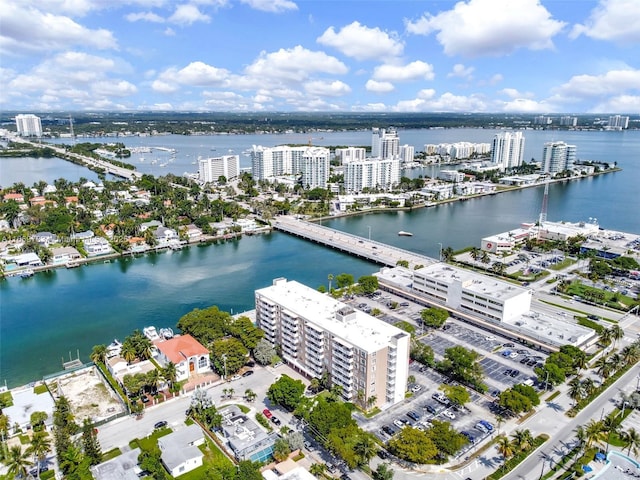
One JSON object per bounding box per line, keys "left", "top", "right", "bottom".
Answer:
{"left": 377, "top": 449, "right": 389, "bottom": 459}
{"left": 510, "top": 369, "right": 520, "bottom": 378}
{"left": 393, "top": 419, "right": 405, "bottom": 428}
{"left": 154, "top": 420, "right": 168, "bottom": 429}
{"left": 474, "top": 422, "right": 489, "bottom": 433}
{"left": 230, "top": 374, "right": 241, "bottom": 381}
{"left": 263, "top": 408, "right": 272, "bottom": 419}
{"left": 461, "top": 431, "right": 476, "bottom": 443}
{"left": 442, "top": 410, "right": 456, "bottom": 420}
{"left": 425, "top": 404, "right": 438, "bottom": 415}
{"left": 407, "top": 410, "right": 421, "bottom": 421}
{"left": 242, "top": 370, "right": 254, "bottom": 377}
{"left": 271, "top": 416, "right": 281, "bottom": 425}
{"left": 411, "top": 384, "right": 422, "bottom": 393}
{"left": 479, "top": 420, "right": 494, "bottom": 432}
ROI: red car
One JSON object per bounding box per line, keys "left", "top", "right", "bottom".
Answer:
{"left": 263, "top": 408, "right": 272, "bottom": 419}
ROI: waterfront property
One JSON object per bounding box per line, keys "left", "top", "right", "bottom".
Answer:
{"left": 255, "top": 277, "right": 410, "bottom": 408}
{"left": 153, "top": 334, "right": 210, "bottom": 382}
{"left": 219, "top": 405, "right": 278, "bottom": 462}
{"left": 2, "top": 386, "right": 54, "bottom": 433}
{"left": 91, "top": 447, "right": 142, "bottom": 480}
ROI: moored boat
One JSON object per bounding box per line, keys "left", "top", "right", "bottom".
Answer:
{"left": 398, "top": 231, "right": 413, "bottom": 236}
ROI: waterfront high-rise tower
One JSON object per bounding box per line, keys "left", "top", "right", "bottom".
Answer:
{"left": 491, "top": 131, "right": 525, "bottom": 170}
{"left": 15, "top": 114, "right": 42, "bottom": 137}
{"left": 541, "top": 141, "right": 576, "bottom": 175}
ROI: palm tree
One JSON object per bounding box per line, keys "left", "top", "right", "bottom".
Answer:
{"left": 495, "top": 415, "right": 505, "bottom": 435}
{"left": 27, "top": 431, "right": 51, "bottom": 479}
{"left": 609, "top": 325, "right": 624, "bottom": 348}
{"left": 594, "top": 355, "right": 613, "bottom": 381}
{"left": 621, "top": 343, "right": 640, "bottom": 366}
{"left": 353, "top": 436, "right": 377, "bottom": 467}
{"left": 470, "top": 247, "right": 480, "bottom": 262}
{"left": 309, "top": 463, "right": 327, "bottom": 478}
{"left": 367, "top": 395, "right": 377, "bottom": 410}
{"left": 163, "top": 362, "right": 177, "bottom": 389}
{"left": 581, "top": 378, "right": 595, "bottom": 397}
{"left": 598, "top": 328, "right": 613, "bottom": 348}
{"left": 327, "top": 274, "right": 334, "bottom": 292}
{"left": 511, "top": 429, "right": 533, "bottom": 452}
{"left": 584, "top": 419, "right": 606, "bottom": 449}
{"left": 442, "top": 246, "right": 454, "bottom": 262}
{"left": 5, "top": 445, "right": 30, "bottom": 479}
{"left": 120, "top": 342, "right": 137, "bottom": 364}
{"left": 496, "top": 436, "right": 515, "bottom": 463}
{"left": 568, "top": 377, "right": 585, "bottom": 406}
{"left": 574, "top": 425, "right": 587, "bottom": 455}
{"left": 608, "top": 353, "right": 624, "bottom": 372}
{"left": 90, "top": 344, "right": 107, "bottom": 364}
{"left": 621, "top": 427, "right": 640, "bottom": 458}
{"left": 227, "top": 388, "right": 234, "bottom": 399}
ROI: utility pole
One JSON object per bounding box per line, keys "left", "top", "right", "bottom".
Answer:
{"left": 221, "top": 354, "right": 227, "bottom": 380}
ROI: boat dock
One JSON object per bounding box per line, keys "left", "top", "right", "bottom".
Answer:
{"left": 273, "top": 215, "right": 437, "bottom": 270}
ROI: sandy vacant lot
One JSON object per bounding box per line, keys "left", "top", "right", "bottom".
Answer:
{"left": 48, "top": 366, "right": 125, "bottom": 421}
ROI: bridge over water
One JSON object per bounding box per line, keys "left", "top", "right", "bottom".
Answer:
{"left": 273, "top": 215, "right": 437, "bottom": 270}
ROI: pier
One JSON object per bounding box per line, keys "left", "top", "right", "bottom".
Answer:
{"left": 273, "top": 215, "right": 437, "bottom": 270}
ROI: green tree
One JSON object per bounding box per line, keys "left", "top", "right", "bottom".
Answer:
{"left": 496, "top": 436, "right": 516, "bottom": 462}
{"left": 357, "top": 275, "right": 379, "bottom": 294}
{"left": 273, "top": 437, "right": 291, "bottom": 462}
{"left": 5, "top": 445, "right": 30, "bottom": 478}
{"left": 436, "top": 346, "right": 485, "bottom": 391}
{"left": 90, "top": 344, "right": 107, "bottom": 364}
{"left": 267, "top": 375, "right": 305, "bottom": 411}
{"left": 211, "top": 337, "right": 248, "bottom": 376}
{"left": 621, "top": 427, "right": 640, "bottom": 458}
{"left": 176, "top": 305, "right": 232, "bottom": 346}
{"left": 334, "top": 273, "right": 354, "bottom": 289}
{"left": 511, "top": 429, "right": 534, "bottom": 452}
{"left": 81, "top": 418, "right": 102, "bottom": 465}
{"left": 30, "top": 411, "right": 48, "bottom": 432}
{"left": 309, "top": 463, "right": 327, "bottom": 478}
{"left": 387, "top": 427, "right": 438, "bottom": 464}
{"left": 353, "top": 435, "right": 377, "bottom": 467}
{"left": 372, "top": 463, "right": 394, "bottom": 480}
{"left": 26, "top": 431, "right": 51, "bottom": 479}
{"left": 253, "top": 339, "right": 277, "bottom": 365}
{"left": 420, "top": 307, "right": 449, "bottom": 329}
{"left": 441, "top": 384, "right": 470, "bottom": 407}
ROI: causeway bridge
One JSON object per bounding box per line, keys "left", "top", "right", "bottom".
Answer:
{"left": 273, "top": 215, "right": 437, "bottom": 270}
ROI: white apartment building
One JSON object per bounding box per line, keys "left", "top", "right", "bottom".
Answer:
{"left": 607, "top": 115, "right": 629, "bottom": 130}
{"left": 371, "top": 127, "right": 399, "bottom": 159}
{"left": 255, "top": 278, "right": 410, "bottom": 408}
{"left": 15, "top": 114, "right": 42, "bottom": 137}
{"left": 533, "top": 115, "right": 552, "bottom": 125}
{"left": 399, "top": 144, "right": 414, "bottom": 163}
{"left": 438, "top": 170, "right": 465, "bottom": 182}
{"left": 559, "top": 116, "right": 578, "bottom": 127}
{"left": 491, "top": 131, "right": 525, "bottom": 170}
{"left": 198, "top": 155, "right": 240, "bottom": 183}
{"left": 412, "top": 264, "right": 532, "bottom": 323}
{"left": 335, "top": 147, "right": 366, "bottom": 164}
{"left": 343, "top": 157, "right": 400, "bottom": 193}
{"left": 541, "top": 141, "right": 576, "bottom": 175}
{"left": 251, "top": 145, "right": 330, "bottom": 188}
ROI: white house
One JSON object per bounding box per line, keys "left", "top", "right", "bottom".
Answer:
{"left": 158, "top": 425, "right": 205, "bottom": 477}
{"left": 51, "top": 246, "right": 82, "bottom": 264}
{"left": 33, "top": 232, "right": 58, "bottom": 247}
{"left": 154, "top": 226, "right": 179, "bottom": 242}
{"left": 84, "top": 237, "right": 113, "bottom": 256}
{"left": 140, "top": 220, "right": 163, "bottom": 232}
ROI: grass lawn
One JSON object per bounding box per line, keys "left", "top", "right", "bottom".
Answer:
{"left": 0, "top": 391, "right": 13, "bottom": 407}
{"left": 177, "top": 438, "right": 234, "bottom": 480}
{"left": 101, "top": 447, "right": 122, "bottom": 462}
{"left": 129, "top": 426, "right": 173, "bottom": 451}
{"left": 549, "top": 258, "right": 576, "bottom": 271}
{"left": 33, "top": 384, "right": 48, "bottom": 395}
{"left": 565, "top": 281, "right": 635, "bottom": 310}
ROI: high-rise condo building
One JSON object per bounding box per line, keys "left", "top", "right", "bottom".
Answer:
{"left": 251, "top": 145, "right": 330, "bottom": 188}
{"left": 491, "top": 132, "right": 525, "bottom": 170}
{"left": 255, "top": 278, "right": 410, "bottom": 408}
{"left": 334, "top": 147, "right": 367, "bottom": 164}
{"left": 198, "top": 155, "right": 240, "bottom": 183}
{"left": 343, "top": 158, "right": 400, "bottom": 193}
{"left": 399, "top": 144, "right": 414, "bottom": 163}
{"left": 371, "top": 127, "right": 400, "bottom": 159}
{"left": 15, "top": 114, "right": 42, "bottom": 137}
{"left": 607, "top": 115, "right": 629, "bottom": 130}
{"left": 541, "top": 141, "right": 576, "bottom": 175}
{"left": 559, "top": 116, "right": 578, "bottom": 127}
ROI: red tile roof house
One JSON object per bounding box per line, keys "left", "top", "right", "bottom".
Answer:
{"left": 153, "top": 334, "right": 210, "bottom": 382}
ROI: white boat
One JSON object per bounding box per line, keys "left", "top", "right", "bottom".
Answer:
{"left": 143, "top": 326, "right": 160, "bottom": 341}
{"left": 19, "top": 269, "right": 34, "bottom": 278}
{"left": 398, "top": 231, "right": 413, "bottom": 236}
{"left": 159, "top": 327, "right": 174, "bottom": 339}
{"left": 106, "top": 339, "right": 122, "bottom": 358}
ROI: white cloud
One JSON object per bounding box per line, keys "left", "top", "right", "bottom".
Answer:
{"left": 353, "top": 103, "right": 388, "bottom": 112}
{"left": 365, "top": 80, "right": 395, "bottom": 93}
{"left": 160, "top": 61, "right": 230, "bottom": 86}
{"left": 244, "top": 45, "right": 348, "bottom": 82}
{"left": 125, "top": 11, "right": 165, "bottom": 23}
{"left": 168, "top": 4, "right": 210, "bottom": 25}
{"left": 164, "top": 27, "right": 176, "bottom": 36}
{"left": 392, "top": 91, "right": 488, "bottom": 112}
{"left": 555, "top": 69, "right": 640, "bottom": 98}
{"left": 405, "top": 0, "right": 565, "bottom": 57}
{"left": 499, "top": 88, "right": 534, "bottom": 99}
{"left": 0, "top": 2, "right": 117, "bottom": 56}
{"left": 501, "top": 98, "right": 553, "bottom": 112}
{"left": 571, "top": 0, "right": 640, "bottom": 43}
{"left": 240, "top": 0, "right": 297, "bottom": 13}
{"left": 317, "top": 21, "right": 403, "bottom": 61}
{"left": 372, "top": 61, "right": 434, "bottom": 82}
{"left": 92, "top": 80, "right": 137, "bottom": 97}
{"left": 304, "top": 80, "right": 351, "bottom": 97}
{"left": 447, "top": 64, "right": 474, "bottom": 79}
{"left": 591, "top": 95, "right": 640, "bottom": 113}
{"left": 489, "top": 74, "right": 504, "bottom": 85}
{"left": 151, "top": 80, "right": 179, "bottom": 93}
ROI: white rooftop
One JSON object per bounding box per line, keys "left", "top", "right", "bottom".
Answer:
{"left": 416, "top": 263, "right": 528, "bottom": 301}
{"left": 257, "top": 279, "right": 409, "bottom": 353}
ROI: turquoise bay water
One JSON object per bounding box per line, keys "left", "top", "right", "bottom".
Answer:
{"left": 1, "top": 128, "right": 639, "bottom": 387}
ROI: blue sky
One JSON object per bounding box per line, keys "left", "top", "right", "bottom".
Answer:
{"left": 1, "top": 0, "right": 639, "bottom": 113}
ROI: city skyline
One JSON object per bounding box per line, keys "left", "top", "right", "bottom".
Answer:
{"left": 1, "top": 0, "right": 639, "bottom": 113}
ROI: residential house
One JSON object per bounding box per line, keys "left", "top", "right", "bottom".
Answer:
{"left": 158, "top": 425, "right": 205, "bottom": 477}
{"left": 34, "top": 232, "right": 58, "bottom": 247}
{"left": 140, "top": 220, "right": 163, "bottom": 232}
{"left": 91, "top": 447, "right": 142, "bottom": 480}
{"left": 154, "top": 226, "right": 179, "bottom": 243}
{"left": 183, "top": 224, "right": 203, "bottom": 240}
{"left": 153, "top": 334, "right": 210, "bottom": 382}
{"left": 12, "top": 252, "right": 43, "bottom": 267}
{"left": 51, "top": 246, "right": 82, "bottom": 264}
{"left": 3, "top": 193, "right": 24, "bottom": 203}
{"left": 219, "top": 405, "right": 278, "bottom": 462}
{"left": 84, "top": 237, "right": 113, "bottom": 256}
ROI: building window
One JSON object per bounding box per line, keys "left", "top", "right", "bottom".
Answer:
{"left": 198, "top": 356, "right": 208, "bottom": 368}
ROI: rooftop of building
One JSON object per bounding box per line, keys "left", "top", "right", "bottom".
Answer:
{"left": 157, "top": 425, "right": 204, "bottom": 470}
{"left": 219, "top": 405, "right": 276, "bottom": 455}
{"left": 504, "top": 310, "right": 595, "bottom": 347}
{"left": 414, "top": 263, "right": 529, "bottom": 301}
{"left": 483, "top": 227, "right": 532, "bottom": 243}
{"left": 581, "top": 228, "right": 640, "bottom": 256}
{"left": 153, "top": 334, "right": 209, "bottom": 364}
{"left": 90, "top": 447, "right": 141, "bottom": 480}
{"left": 256, "top": 278, "right": 410, "bottom": 353}
{"left": 537, "top": 220, "right": 600, "bottom": 237}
